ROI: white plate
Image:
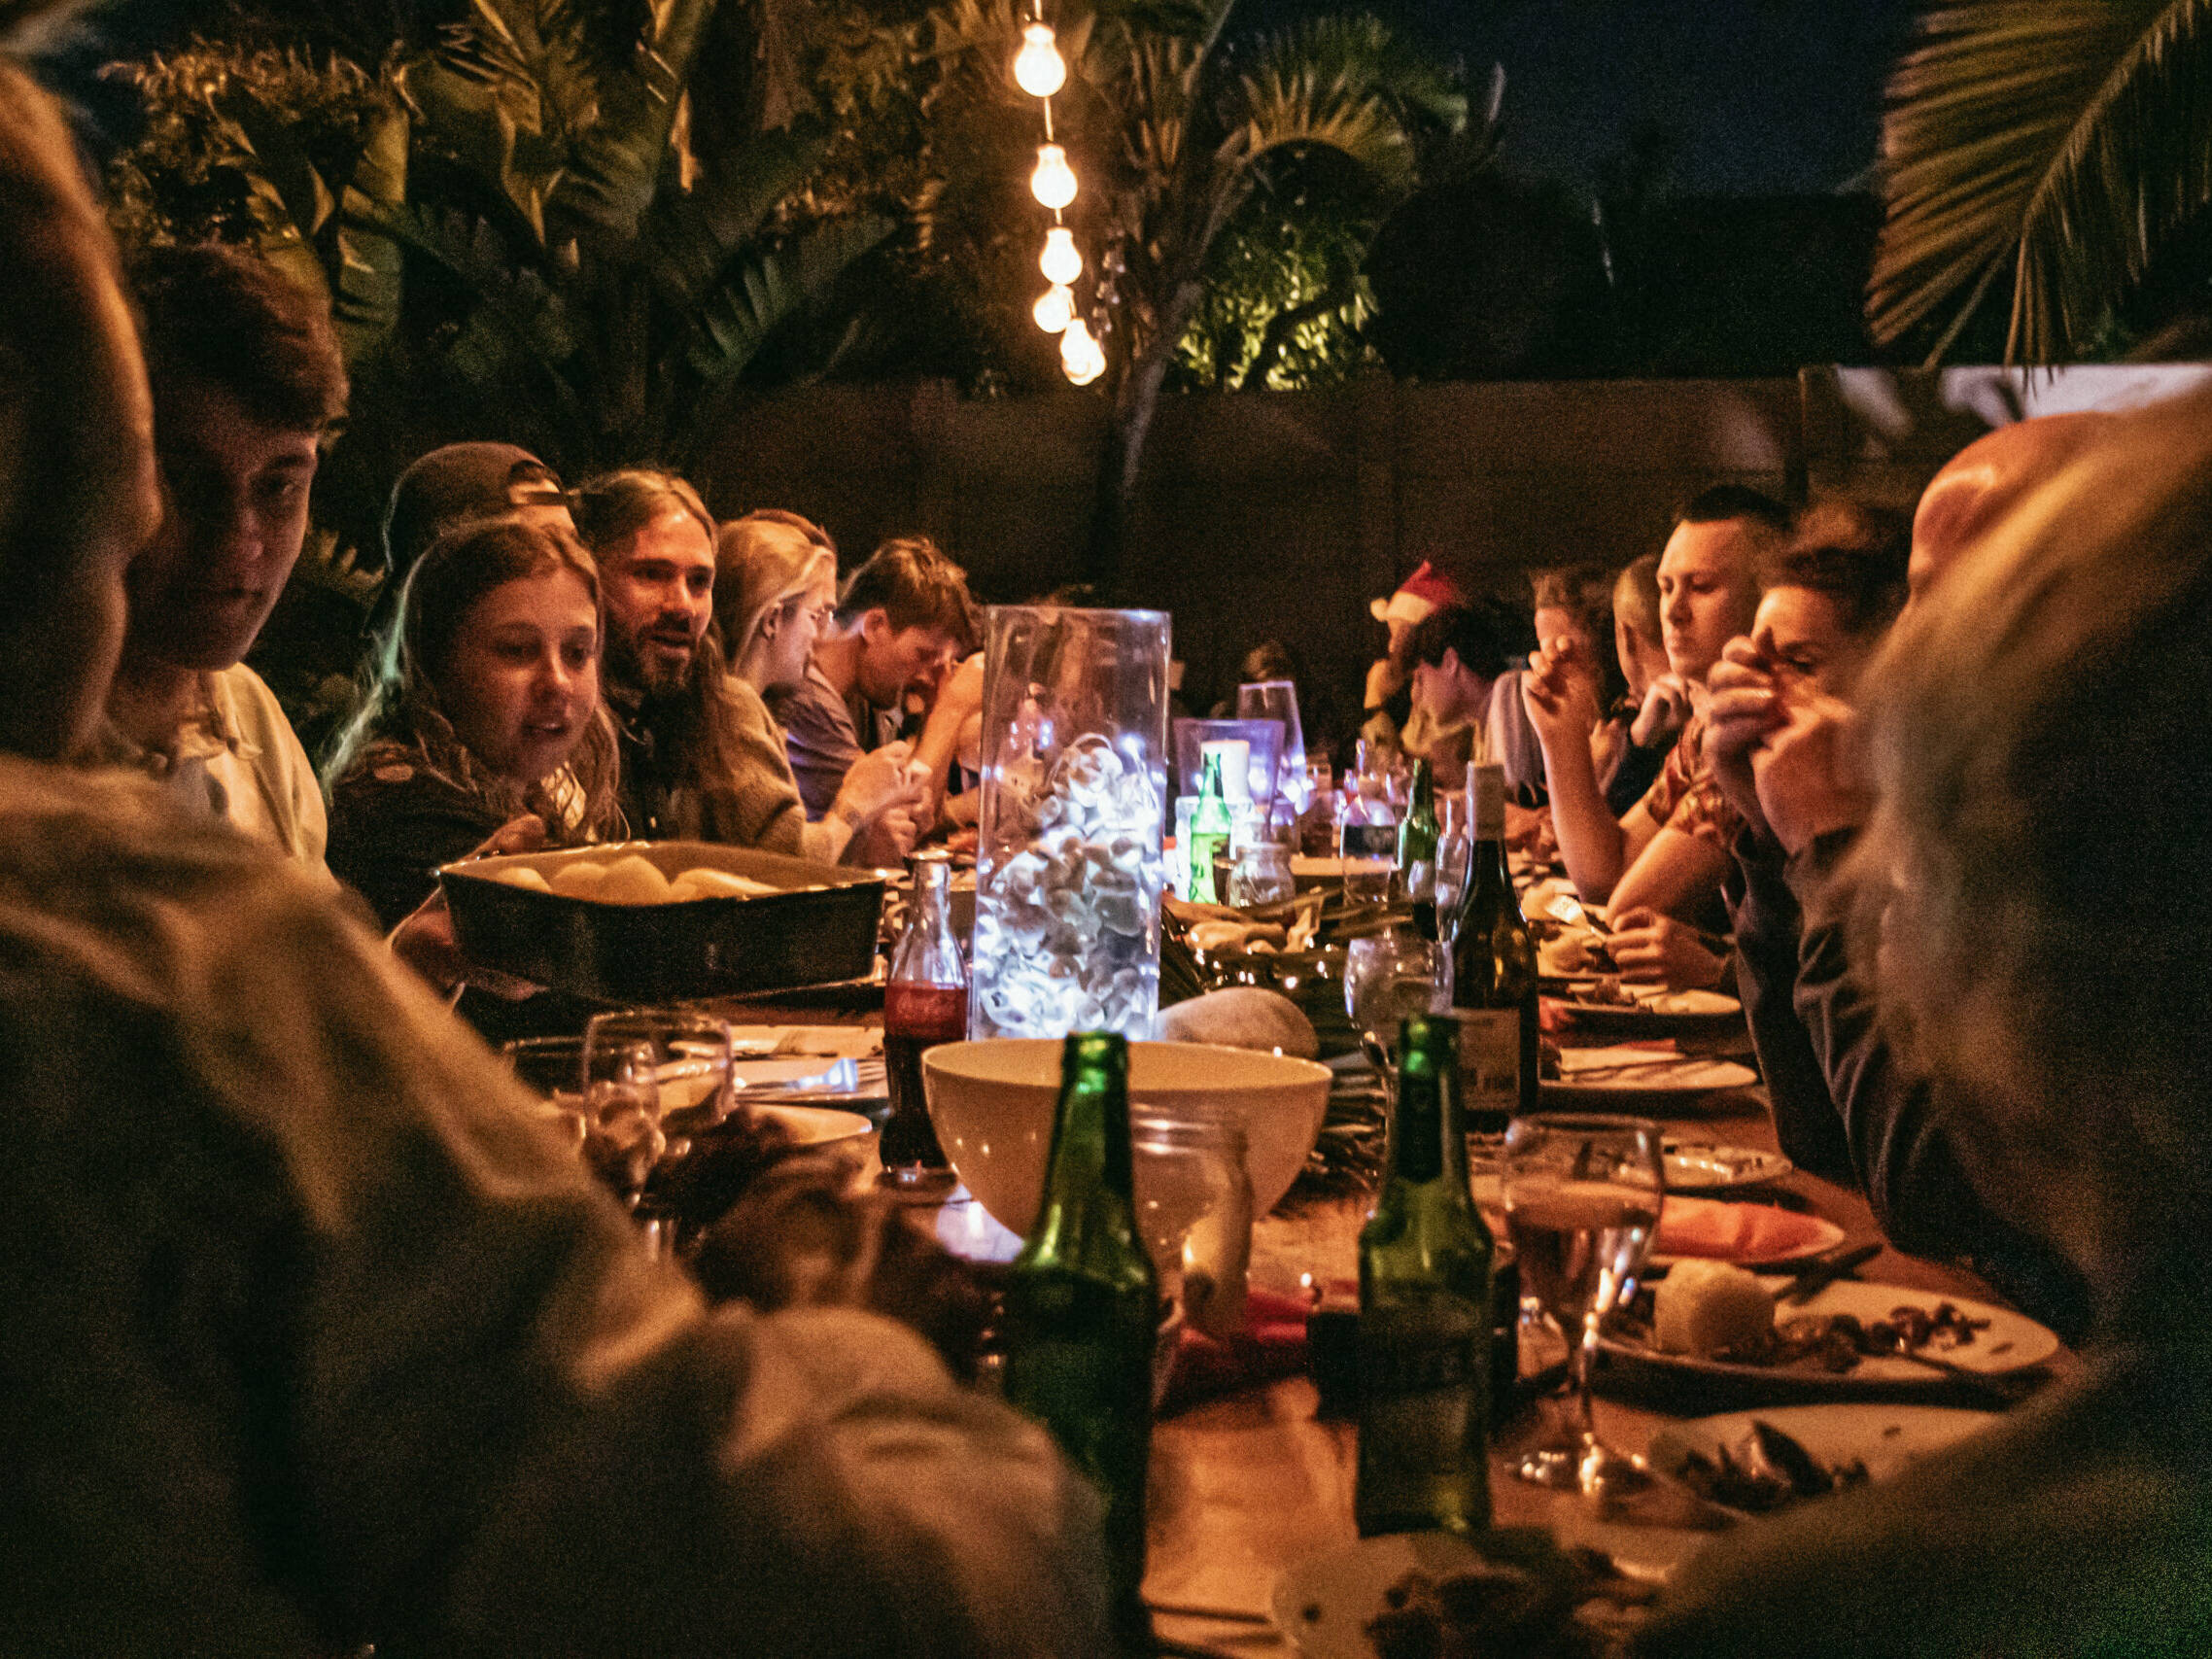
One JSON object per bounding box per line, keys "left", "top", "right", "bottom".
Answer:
{"left": 1542, "top": 1048, "right": 1759, "bottom": 1103}
{"left": 1268, "top": 1532, "right": 1492, "bottom": 1659}
{"left": 1654, "top": 1208, "right": 1847, "bottom": 1268}
{"left": 1647, "top": 1402, "right": 2001, "bottom": 1495}
{"left": 1661, "top": 1140, "right": 1793, "bottom": 1193}
{"left": 1600, "top": 1278, "right": 2062, "bottom": 1397}
{"left": 1560, "top": 989, "right": 1745, "bottom": 1036}
{"left": 754, "top": 1103, "right": 876, "bottom": 1147}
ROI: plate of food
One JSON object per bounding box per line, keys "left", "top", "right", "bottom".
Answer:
{"left": 1644, "top": 1403, "right": 2000, "bottom": 1516}
{"left": 1271, "top": 1528, "right": 1656, "bottom": 1659}
{"left": 1660, "top": 1141, "right": 1793, "bottom": 1193}
{"left": 1652, "top": 1198, "right": 1846, "bottom": 1267}
{"left": 1542, "top": 1046, "right": 1759, "bottom": 1103}
{"left": 1556, "top": 984, "right": 1745, "bottom": 1037}
{"left": 1599, "top": 1262, "right": 2061, "bottom": 1400}
{"left": 753, "top": 1103, "right": 876, "bottom": 1147}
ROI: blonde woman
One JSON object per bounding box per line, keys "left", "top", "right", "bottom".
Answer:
{"left": 713, "top": 509, "right": 921, "bottom": 866}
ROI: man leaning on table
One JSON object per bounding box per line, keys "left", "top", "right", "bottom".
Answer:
{"left": 0, "top": 50, "right": 1109, "bottom": 1658}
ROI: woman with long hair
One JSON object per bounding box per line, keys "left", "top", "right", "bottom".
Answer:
{"left": 713, "top": 509, "right": 921, "bottom": 866}
{"left": 324, "top": 518, "right": 621, "bottom": 928}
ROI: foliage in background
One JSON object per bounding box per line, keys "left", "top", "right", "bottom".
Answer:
{"left": 1170, "top": 174, "right": 1379, "bottom": 390}
{"left": 1869, "top": 0, "right": 2212, "bottom": 364}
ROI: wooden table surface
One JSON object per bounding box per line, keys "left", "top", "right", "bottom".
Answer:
{"left": 719, "top": 992, "right": 2057, "bottom": 1657}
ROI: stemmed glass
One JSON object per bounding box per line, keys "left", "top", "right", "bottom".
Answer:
{"left": 1501, "top": 1113, "right": 1666, "bottom": 1497}
{"left": 1343, "top": 933, "right": 1449, "bottom": 1089}
{"left": 1432, "top": 792, "right": 1473, "bottom": 941}
{"left": 1131, "top": 1110, "right": 1253, "bottom": 1348}
{"left": 581, "top": 1011, "right": 737, "bottom": 1256}
{"left": 1236, "top": 680, "right": 1308, "bottom": 823}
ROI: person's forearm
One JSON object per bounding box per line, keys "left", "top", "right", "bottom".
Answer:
{"left": 1538, "top": 731, "right": 1628, "bottom": 902}
{"left": 1608, "top": 831, "right": 1728, "bottom": 921}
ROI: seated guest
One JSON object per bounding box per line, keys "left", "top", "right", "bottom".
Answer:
{"left": 371, "top": 440, "right": 574, "bottom": 639}
{"left": 0, "top": 63, "right": 1110, "bottom": 1654}
{"left": 1522, "top": 485, "right": 1783, "bottom": 920}
{"left": 1604, "top": 554, "right": 1681, "bottom": 814}
{"left": 1515, "top": 564, "right": 1621, "bottom": 799}
{"left": 98, "top": 242, "right": 346, "bottom": 869}
{"left": 714, "top": 509, "right": 922, "bottom": 864}
{"left": 1639, "top": 386, "right": 2212, "bottom": 1659}
{"left": 323, "top": 519, "right": 621, "bottom": 929}
{"left": 1704, "top": 439, "right": 2103, "bottom": 1339}
{"left": 1361, "top": 559, "right": 1466, "bottom": 758}
{"left": 770, "top": 534, "right": 974, "bottom": 818}
{"left": 1401, "top": 602, "right": 1515, "bottom": 789}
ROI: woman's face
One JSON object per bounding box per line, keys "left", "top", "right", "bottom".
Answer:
{"left": 442, "top": 568, "right": 600, "bottom": 782}
{"left": 758, "top": 569, "right": 834, "bottom": 694}
{"left": 1750, "top": 585, "right": 1877, "bottom": 702}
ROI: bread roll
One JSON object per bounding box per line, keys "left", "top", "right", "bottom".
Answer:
{"left": 1652, "top": 1260, "right": 1775, "bottom": 1357}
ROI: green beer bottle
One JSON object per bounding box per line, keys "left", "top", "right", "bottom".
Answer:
{"left": 1357, "top": 1013, "right": 1495, "bottom": 1537}
{"left": 1185, "top": 746, "right": 1233, "bottom": 904}
{"left": 1001, "top": 1031, "right": 1158, "bottom": 1649}
{"left": 1398, "top": 757, "right": 1441, "bottom": 938}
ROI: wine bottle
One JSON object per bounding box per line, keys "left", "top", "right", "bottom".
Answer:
{"left": 1000, "top": 1032, "right": 1158, "bottom": 1650}
{"left": 1448, "top": 763, "right": 1538, "bottom": 1136}
{"left": 1398, "top": 757, "right": 1440, "bottom": 939}
{"left": 1357, "top": 1012, "right": 1495, "bottom": 1537}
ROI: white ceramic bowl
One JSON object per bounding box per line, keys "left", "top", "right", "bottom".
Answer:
{"left": 922, "top": 1038, "right": 1332, "bottom": 1237}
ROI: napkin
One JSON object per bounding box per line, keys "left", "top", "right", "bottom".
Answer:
{"left": 1159, "top": 1287, "right": 1314, "bottom": 1414}
{"left": 1658, "top": 1195, "right": 1831, "bottom": 1261}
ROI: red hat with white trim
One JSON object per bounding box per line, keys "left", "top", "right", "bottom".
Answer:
{"left": 1369, "top": 560, "right": 1467, "bottom": 626}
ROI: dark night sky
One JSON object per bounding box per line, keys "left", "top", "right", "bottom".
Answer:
{"left": 1238, "top": 0, "right": 1926, "bottom": 195}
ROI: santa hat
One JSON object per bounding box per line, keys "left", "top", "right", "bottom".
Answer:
{"left": 1369, "top": 560, "right": 1467, "bottom": 626}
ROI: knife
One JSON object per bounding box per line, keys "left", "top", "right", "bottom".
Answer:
{"left": 1780, "top": 1240, "right": 1882, "bottom": 1305}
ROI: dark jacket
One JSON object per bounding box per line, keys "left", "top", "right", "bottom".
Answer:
{"left": 1728, "top": 825, "right": 2091, "bottom": 1343}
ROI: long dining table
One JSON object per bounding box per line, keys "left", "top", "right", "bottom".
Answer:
{"left": 714, "top": 986, "right": 2065, "bottom": 1659}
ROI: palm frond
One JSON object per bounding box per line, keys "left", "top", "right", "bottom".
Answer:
{"left": 1869, "top": 0, "right": 2212, "bottom": 363}
{"left": 551, "top": 0, "right": 721, "bottom": 247}
{"left": 646, "top": 118, "right": 828, "bottom": 305}
{"left": 687, "top": 210, "right": 893, "bottom": 384}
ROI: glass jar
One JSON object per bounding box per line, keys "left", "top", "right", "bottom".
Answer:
{"left": 970, "top": 606, "right": 1171, "bottom": 1042}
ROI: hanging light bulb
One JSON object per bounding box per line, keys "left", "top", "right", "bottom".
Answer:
{"left": 1012, "top": 21, "right": 1067, "bottom": 98}
{"left": 1061, "top": 316, "right": 1106, "bottom": 385}
{"left": 1030, "top": 144, "right": 1078, "bottom": 211}
{"left": 1039, "top": 225, "right": 1083, "bottom": 286}
{"left": 1033, "top": 283, "right": 1076, "bottom": 333}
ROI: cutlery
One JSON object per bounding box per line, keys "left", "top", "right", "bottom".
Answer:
{"left": 1780, "top": 1241, "right": 1883, "bottom": 1305}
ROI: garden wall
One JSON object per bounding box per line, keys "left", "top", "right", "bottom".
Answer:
{"left": 695, "top": 364, "right": 2210, "bottom": 730}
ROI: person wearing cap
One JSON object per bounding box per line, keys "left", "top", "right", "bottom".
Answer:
{"left": 1361, "top": 559, "right": 1464, "bottom": 757}
{"left": 97, "top": 243, "right": 347, "bottom": 873}
{"left": 372, "top": 441, "right": 574, "bottom": 639}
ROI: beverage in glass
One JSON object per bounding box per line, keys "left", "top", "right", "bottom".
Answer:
{"left": 881, "top": 850, "right": 967, "bottom": 1189}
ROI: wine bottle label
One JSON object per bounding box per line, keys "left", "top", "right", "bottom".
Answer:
{"left": 1452, "top": 1007, "right": 1521, "bottom": 1120}
{"left": 1472, "top": 765, "right": 1505, "bottom": 839}
{"left": 1340, "top": 823, "right": 1398, "bottom": 866}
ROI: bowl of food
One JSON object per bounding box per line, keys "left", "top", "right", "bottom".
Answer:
{"left": 441, "top": 840, "right": 888, "bottom": 1003}
{"left": 921, "top": 1038, "right": 1331, "bottom": 1236}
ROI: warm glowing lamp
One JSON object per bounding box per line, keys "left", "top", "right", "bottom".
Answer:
{"left": 1030, "top": 144, "right": 1077, "bottom": 210}
{"left": 1061, "top": 317, "right": 1105, "bottom": 385}
{"left": 1033, "top": 283, "right": 1076, "bottom": 333}
{"left": 1012, "top": 21, "right": 1067, "bottom": 98}
{"left": 1040, "top": 225, "right": 1083, "bottom": 286}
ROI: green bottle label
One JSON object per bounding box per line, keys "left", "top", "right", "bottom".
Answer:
{"left": 1454, "top": 1008, "right": 1521, "bottom": 1119}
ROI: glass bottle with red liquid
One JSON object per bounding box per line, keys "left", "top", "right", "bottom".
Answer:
{"left": 881, "top": 850, "right": 968, "bottom": 1190}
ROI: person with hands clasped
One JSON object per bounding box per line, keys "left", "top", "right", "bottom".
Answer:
{"left": 1523, "top": 486, "right": 1783, "bottom": 924}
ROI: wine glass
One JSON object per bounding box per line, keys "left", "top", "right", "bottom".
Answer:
{"left": 1432, "top": 793, "right": 1472, "bottom": 940}
{"left": 1131, "top": 1109, "right": 1253, "bottom": 1349}
{"left": 582, "top": 1011, "right": 736, "bottom": 1256}
{"left": 1342, "top": 934, "right": 1449, "bottom": 1087}
{"left": 1236, "top": 680, "right": 1307, "bottom": 822}
{"left": 1501, "top": 1113, "right": 1666, "bottom": 1497}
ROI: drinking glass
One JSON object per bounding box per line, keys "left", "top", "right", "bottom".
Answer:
{"left": 582, "top": 1011, "right": 736, "bottom": 1255}
{"left": 1432, "top": 793, "right": 1472, "bottom": 939}
{"left": 1131, "top": 1109, "right": 1253, "bottom": 1346}
{"left": 1342, "top": 934, "right": 1449, "bottom": 1085}
{"left": 1235, "top": 681, "right": 1308, "bottom": 821}
{"left": 1500, "top": 1113, "right": 1666, "bottom": 1496}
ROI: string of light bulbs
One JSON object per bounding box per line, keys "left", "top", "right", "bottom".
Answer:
{"left": 1015, "top": 10, "right": 1105, "bottom": 385}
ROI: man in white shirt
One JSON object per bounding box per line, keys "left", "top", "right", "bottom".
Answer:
{"left": 101, "top": 241, "right": 348, "bottom": 870}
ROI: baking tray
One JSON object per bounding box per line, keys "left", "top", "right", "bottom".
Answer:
{"left": 440, "top": 840, "right": 886, "bottom": 1004}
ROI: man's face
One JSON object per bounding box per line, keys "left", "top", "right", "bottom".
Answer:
{"left": 126, "top": 378, "right": 320, "bottom": 674}
{"left": 601, "top": 508, "right": 714, "bottom": 698}
{"left": 1750, "top": 585, "right": 1874, "bottom": 703}
{"left": 854, "top": 611, "right": 958, "bottom": 709}
{"left": 1656, "top": 517, "right": 1761, "bottom": 683}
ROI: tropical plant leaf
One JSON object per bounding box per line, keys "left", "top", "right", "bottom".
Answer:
{"left": 648, "top": 119, "right": 830, "bottom": 303}
{"left": 1869, "top": 0, "right": 2212, "bottom": 363}
{"left": 687, "top": 210, "right": 894, "bottom": 383}
{"left": 551, "top": 0, "right": 721, "bottom": 247}
{"left": 330, "top": 96, "right": 410, "bottom": 359}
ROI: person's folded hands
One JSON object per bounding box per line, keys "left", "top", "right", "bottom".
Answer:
{"left": 1752, "top": 692, "right": 1871, "bottom": 856}
{"left": 1607, "top": 904, "right": 1727, "bottom": 990}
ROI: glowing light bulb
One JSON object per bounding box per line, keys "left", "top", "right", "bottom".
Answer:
{"left": 1032, "top": 283, "right": 1076, "bottom": 333}
{"left": 1040, "top": 225, "right": 1083, "bottom": 286}
{"left": 1030, "top": 144, "right": 1077, "bottom": 211}
{"left": 1012, "top": 21, "right": 1066, "bottom": 98}
{"left": 1061, "top": 317, "right": 1106, "bottom": 385}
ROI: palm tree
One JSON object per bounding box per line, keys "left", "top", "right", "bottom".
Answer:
{"left": 1868, "top": 0, "right": 2212, "bottom": 365}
